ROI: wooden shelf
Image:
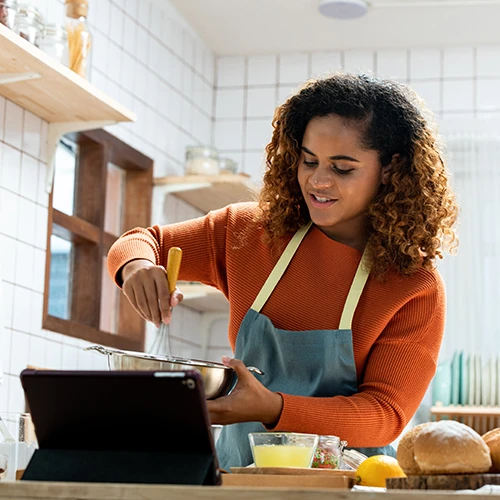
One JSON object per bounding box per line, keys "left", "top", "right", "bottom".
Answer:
{"left": 180, "top": 282, "right": 229, "bottom": 313}
{"left": 431, "top": 405, "right": 500, "bottom": 417}
{"left": 154, "top": 174, "right": 258, "bottom": 213}
{"left": 0, "top": 24, "right": 135, "bottom": 124}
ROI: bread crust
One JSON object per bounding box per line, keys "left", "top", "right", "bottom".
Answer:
{"left": 397, "top": 422, "right": 433, "bottom": 475}
{"left": 414, "top": 421, "right": 492, "bottom": 474}
{"left": 482, "top": 428, "right": 500, "bottom": 473}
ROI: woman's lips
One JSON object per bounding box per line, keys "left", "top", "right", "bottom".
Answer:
{"left": 309, "top": 193, "right": 337, "bottom": 209}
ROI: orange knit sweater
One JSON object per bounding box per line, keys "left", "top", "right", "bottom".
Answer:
{"left": 108, "top": 202, "right": 445, "bottom": 447}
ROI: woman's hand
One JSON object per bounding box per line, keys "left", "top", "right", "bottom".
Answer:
{"left": 207, "top": 356, "right": 283, "bottom": 426}
{"left": 121, "top": 259, "right": 184, "bottom": 328}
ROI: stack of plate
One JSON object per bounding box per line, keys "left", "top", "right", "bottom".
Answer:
{"left": 432, "top": 351, "right": 499, "bottom": 407}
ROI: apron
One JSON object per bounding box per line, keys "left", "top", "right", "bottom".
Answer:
{"left": 216, "top": 222, "right": 395, "bottom": 470}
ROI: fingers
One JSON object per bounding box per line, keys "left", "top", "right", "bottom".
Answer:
{"left": 170, "top": 287, "right": 184, "bottom": 308}
{"left": 122, "top": 263, "right": 176, "bottom": 327}
{"left": 222, "top": 356, "right": 249, "bottom": 379}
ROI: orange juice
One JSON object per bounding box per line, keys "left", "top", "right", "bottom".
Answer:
{"left": 252, "top": 445, "right": 315, "bottom": 467}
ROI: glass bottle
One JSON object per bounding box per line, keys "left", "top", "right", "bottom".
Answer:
{"left": 16, "top": 4, "right": 43, "bottom": 47}
{"left": 39, "top": 23, "right": 69, "bottom": 66}
{"left": 64, "top": 0, "right": 91, "bottom": 78}
{"left": 0, "top": 0, "right": 17, "bottom": 30}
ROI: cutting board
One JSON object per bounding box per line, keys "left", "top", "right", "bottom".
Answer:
{"left": 230, "top": 467, "right": 356, "bottom": 477}
{"left": 386, "top": 474, "right": 500, "bottom": 490}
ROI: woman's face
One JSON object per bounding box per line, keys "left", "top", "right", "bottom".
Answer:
{"left": 297, "top": 114, "right": 389, "bottom": 246}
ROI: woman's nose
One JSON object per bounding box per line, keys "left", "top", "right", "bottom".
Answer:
{"left": 310, "top": 166, "right": 334, "bottom": 188}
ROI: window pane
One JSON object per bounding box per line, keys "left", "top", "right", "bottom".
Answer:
{"left": 100, "top": 255, "right": 120, "bottom": 334}
{"left": 104, "top": 162, "right": 125, "bottom": 236}
{"left": 48, "top": 235, "right": 73, "bottom": 320}
{"left": 53, "top": 138, "right": 78, "bottom": 216}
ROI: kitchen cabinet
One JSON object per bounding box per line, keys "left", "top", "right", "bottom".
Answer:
{"left": 0, "top": 24, "right": 135, "bottom": 192}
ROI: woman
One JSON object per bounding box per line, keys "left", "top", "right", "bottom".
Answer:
{"left": 107, "top": 73, "right": 458, "bottom": 470}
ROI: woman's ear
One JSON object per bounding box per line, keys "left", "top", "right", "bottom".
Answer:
{"left": 381, "top": 154, "right": 400, "bottom": 185}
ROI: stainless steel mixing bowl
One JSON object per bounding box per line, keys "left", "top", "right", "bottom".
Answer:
{"left": 85, "top": 345, "right": 263, "bottom": 400}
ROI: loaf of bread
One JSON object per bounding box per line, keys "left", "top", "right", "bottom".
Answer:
{"left": 482, "top": 428, "right": 500, "bottom": 472}
{"left": 397, "top": 422, "right": 433, "bottom": 475}
{"left": 414, "top": 421, "right": 492, "bottom": 474}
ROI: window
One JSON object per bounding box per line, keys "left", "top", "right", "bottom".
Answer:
{"left": 43, "top": 129, "right": 153, "bottom": 350}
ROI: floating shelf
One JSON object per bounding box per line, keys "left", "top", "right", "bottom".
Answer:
{"left": 0, "top": 23, "right": 135, "bottom": 123}
{"left": 154, "top": 174, "right": 258, "bottom": 213}
{"left": 180, "top": 282, "right": 229, "bottom": 313}
{"left": 0, "top": 24, "right": 136, "bottom": 193}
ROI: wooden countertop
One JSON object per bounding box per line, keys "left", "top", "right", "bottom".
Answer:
{"left": 0, "top": 481, "right": 495, "bottom": 500}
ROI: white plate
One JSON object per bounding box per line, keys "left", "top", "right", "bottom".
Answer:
{"left": 459, "top": 351, "right": 467, "bottom": 405}
{"left": 451, "top": 351, "right": 460, "bottom": 405}
{"left": 468, "top": 355, "right": 475, "bottom": 407}
{"left": 484, "top": 358, "right": 491, "bottom": 406}
{"left": 475, "top": 354, "right": 482, "bottom": 405}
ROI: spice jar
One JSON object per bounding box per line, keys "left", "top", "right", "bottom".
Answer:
{"left": 0, "top": 0, "right": 17, "bottom": 30}
{"left": 39, "top": 23, "right": 69, "bottom": 66}
{"left": 65, "top": 0, "right": 91, "bottom": 78}
{"left": 218, "top": 158, "right": 238, "bottom": 175}
{"left": 185, "top": 146, "right": 219, "bottom": 176}
{"left": 16, "top": 4, "right": 43, "bottom": 46}
{"left": 311, "top": 435, "right": 346, "bottom": 469}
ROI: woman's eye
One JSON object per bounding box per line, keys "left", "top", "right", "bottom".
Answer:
{"left": 303, "top": 160, "right": 317, "bottom": 167}
{"left": 332, "top": 165, "right": 354, "bottom": 175}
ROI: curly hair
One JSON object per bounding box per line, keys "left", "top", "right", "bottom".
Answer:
{"left": 257, "top": 72, "right": 458, "bottom": 279}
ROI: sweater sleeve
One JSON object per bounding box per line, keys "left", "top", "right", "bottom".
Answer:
{"left": 267, "top": 273, "right": 445, "bottom": 447}
{"left": 106, "top": 206, "right": 235, "bottom": 294}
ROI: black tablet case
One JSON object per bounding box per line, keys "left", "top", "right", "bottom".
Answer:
{"left": 19, "top": 369, "right": 221, "bottom": 486}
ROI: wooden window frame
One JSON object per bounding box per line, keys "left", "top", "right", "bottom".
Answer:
{"left": 43, "top": 129, "right": 153, "bottom": 351}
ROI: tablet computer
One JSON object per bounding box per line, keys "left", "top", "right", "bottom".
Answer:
{"left": 20, "top": 369, "right": 221, "bottom": 485}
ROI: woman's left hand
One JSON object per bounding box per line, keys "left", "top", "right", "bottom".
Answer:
{"left": 207, "top": 356, "right": 283, "bottom": 426}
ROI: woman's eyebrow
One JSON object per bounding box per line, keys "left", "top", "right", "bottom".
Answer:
{"left": 301, "top": 146, "right": 360, "bottom": 163}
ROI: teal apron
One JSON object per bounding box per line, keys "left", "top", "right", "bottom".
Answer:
{"left": 216, "top": 222, "right": 395, "bottom": 470}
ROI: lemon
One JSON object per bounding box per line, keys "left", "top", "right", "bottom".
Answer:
{"left": 355, "top": 455, "right": 406, "bottom": 488}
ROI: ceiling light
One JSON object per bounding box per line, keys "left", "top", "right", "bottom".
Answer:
{"left": 318, "top": 0, "right": 369, "bottom": 19}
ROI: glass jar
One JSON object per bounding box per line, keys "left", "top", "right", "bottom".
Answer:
{"left": 39, "top": 23, "right": 69, "bottom": 66}
{"left": 311, "top": 435, "right": 346, "bottom": 469}
{"left": 16, "top": 4, "right": 43, "bottom": 47}
{"left": 341, "top": 448, "right": 368, "bottom": 470}
{"left": 0, "top": 0, "right": 17, "bottom": 30}
{"left": 185, "top": 146, "right": 219, "bottom": 176}
{"left": 0, "top": 413, "right": 37, "bottom": 481}
{"left": 65, "top": 0, "right": 91, "bottom": 78}
{"left": 218, "top": 158, "right": 238, "bottom": 175}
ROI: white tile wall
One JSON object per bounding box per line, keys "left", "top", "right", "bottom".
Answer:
{"left": 0, "top": 0, "right": 220, "bottom": 414}
{"left": 214, "top": 45, "right": 500, "bottom": 181}
{"left": 2, "top": 0, "right": 500, "bottom": 416}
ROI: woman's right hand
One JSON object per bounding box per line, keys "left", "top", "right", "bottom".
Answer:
{"left": 121, "top": 259, "right": 184, "bottom": 328}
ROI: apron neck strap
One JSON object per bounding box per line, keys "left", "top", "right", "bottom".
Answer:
{"left": 338, "top": 250, "right": 370, "bottom": 330}
{"left": 251, "top": 221, "right": 313, "bottom": 312}
{"left": 251, "top": 222, "right": 371, "bottom": 331}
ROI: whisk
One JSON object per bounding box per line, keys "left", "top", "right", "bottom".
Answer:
{"left": 150, "top": 247, "right": 182, "bottom": 357}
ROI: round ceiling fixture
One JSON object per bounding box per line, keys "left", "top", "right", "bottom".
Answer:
{"left": 318, "top": 0, "right": 369, "bottom": 19}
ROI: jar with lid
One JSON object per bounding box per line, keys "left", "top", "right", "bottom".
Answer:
{"left": 0, "top": 0, "right": 17, "bottom": 30}
{"left": 311, "top": 435, "right": 346, "bottom": 469}
{"left": 185, "top": 146, "right": 220, "bottom": 176}
{"left": 218, "top": 158, "right": 238, "bottom": 175}
{"left": 16, "top": 4, "right": 43, "bottom": 46}
{"left": 65, "top": 0, "right": 91, "bottom": 78}
{"left": 39, "top": 23, "right": 69, "bottom": 66}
